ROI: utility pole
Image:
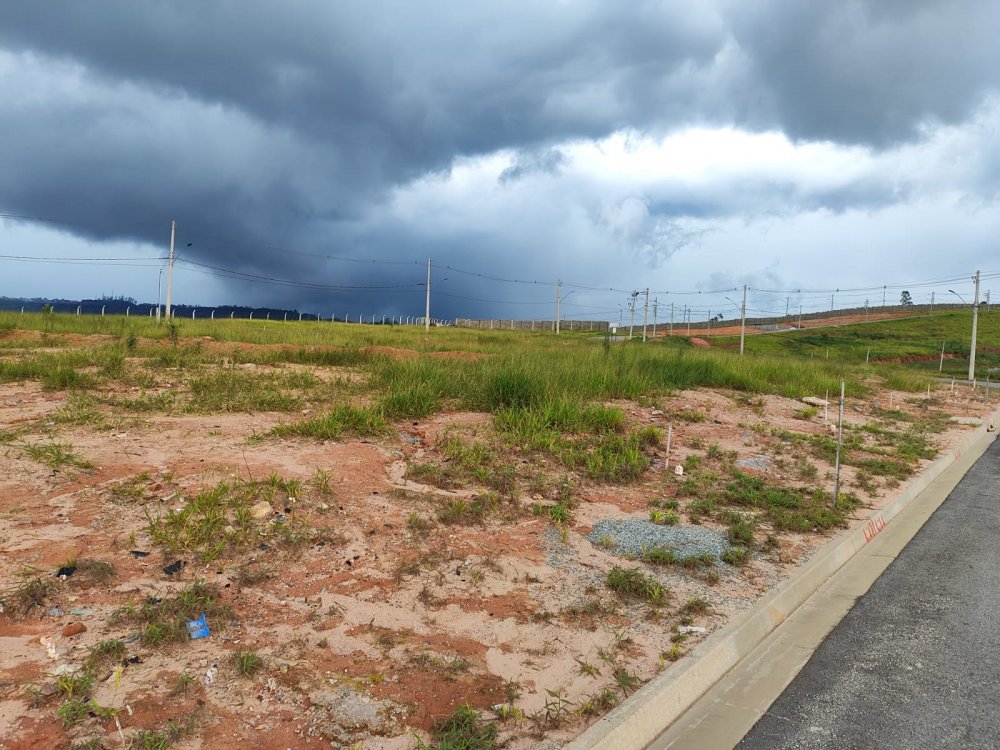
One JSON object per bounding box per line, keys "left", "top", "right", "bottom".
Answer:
{"left": 930, "top": 291, "right": 934, "bottom": 316}
{"left": 165, "top": 220, "right": 176, "bottom": 320}
{"left": 785, "top": 297, "right": 789, "bottom": 318}
{"left": 652, "top": 298, "right": 658, "bottom": 339}
{"left": 739, "top": 284, "right": 747, "bottom": 356}
{"left": 555, "top": 279, "right": 561, "bottom": 335}
{"left": 882, "top": 285, "right": 886, "bottom": 308}
{"left": 969, "top": 269, "right": 980, "bottom": 382}
{"left": 641, "top": 288, "right": 649, "bottom": 342}
{"left": 627, "top": 291, "right": 638, "bottom": 340}
{"left": 424, "top": 258, "right": 431, "bottom": 332}
{"left": 686, "top": 305, "right": 691, "bottom": 336}
{"left": 670, "top": 302, "right": 674, "bottom": 335}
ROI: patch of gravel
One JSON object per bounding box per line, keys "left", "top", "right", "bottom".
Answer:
{"left": 736, "top": 455, "right": 771, "bottom": 471}
{"left": 588, "top": 518, "right": 730, "bottom": 560}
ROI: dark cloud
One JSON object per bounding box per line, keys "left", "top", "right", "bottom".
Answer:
{"left": 726, "top": 0, "right": 1000, "bottom": 145}
{"left": 0, "top": 1, "right": 997, "bottom": 317}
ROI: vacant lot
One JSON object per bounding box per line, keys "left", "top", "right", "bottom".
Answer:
{"left": 0, "top": 312, "right": 994, "bottom": 749}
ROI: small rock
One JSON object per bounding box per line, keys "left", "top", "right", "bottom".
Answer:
{"left": 62, "top": 622, "right": 87, "bottom": 637}
{"left": 38, "top": 682, "right": 60, "bottom": 697}
{"left": 250, "top": 500, "right": 273, "bottom": 519}
{"left": 44, "top": 607, "right": 64, "bottom": 618}
{"left": 801, "top": 396, "right": 830, "bottom": 407}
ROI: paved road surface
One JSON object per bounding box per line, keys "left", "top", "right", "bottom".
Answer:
{"left": 736, "top": 439, "right": 1000, "bottom": 749}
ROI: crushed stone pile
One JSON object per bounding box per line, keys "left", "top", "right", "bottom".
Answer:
{"left": 588, "top": 518, "right": 730, "bottom": 559}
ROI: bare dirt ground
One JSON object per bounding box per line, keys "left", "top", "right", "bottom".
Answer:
{"left": 0, "top": 357, "right": 994, "bottom": 749}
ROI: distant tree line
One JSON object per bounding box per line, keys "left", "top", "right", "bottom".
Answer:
{"left": 0, "top": 295, "right": 306, "bottom": 320}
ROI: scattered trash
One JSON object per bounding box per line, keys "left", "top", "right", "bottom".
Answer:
{"left": 125, "top": 655, "right": 142, "bottom": 665}
{"left": 678, "top": 625, "right": 707, "bottom": 634}
{"left": 51, "top": 663, "right": 76, "bottom": 676}
{"left": 62, "top": 622, "right": 87, "bottom": 637}
{"left": 163, "top": 560, "right": 185, "bottom": 576}
{"left": 204, "top": 664, "right": 218, "bottom": 686}
{"left": 185, "top": 613, "right": 210, "bottom": 639}
{"left": 44, "top": 607, "right": 64, "bottom": 618}
{"left": 69, "top": 609, "right": 93, "bottom": 616}
{"left": 276, "top": 514, "right": 286, "bottom": 523}
{"left": 55, "top": 565, "right": 76, "bottom": 579}
{"left": 130, "top": 550, "right": 150, "bottom": 558}
{"left": 674, "top": 465, "right": 684, "bottom": 476}
{"left": 122, "top": 634, "right": 140, "bottom": 644}
{"left": 40, "top": 635, "right": 59, "bottom": 660}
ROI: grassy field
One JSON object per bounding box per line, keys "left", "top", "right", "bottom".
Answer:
{"left": 706, "top": 309, "right": 1000, "bottom": 380}
{"left": 0, "top": 307, "right": 972, "bottom": 496}
{"left": 1, "top": 307, "right": 993, "bottom": 748}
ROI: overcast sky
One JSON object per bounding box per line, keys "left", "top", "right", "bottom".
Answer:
{"left": 1, "top": 1, "right": 998, "bottom": 322}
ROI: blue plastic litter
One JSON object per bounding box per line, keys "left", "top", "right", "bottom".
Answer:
{"left": 185, "top": 612, "right": 210, "bottom": 639}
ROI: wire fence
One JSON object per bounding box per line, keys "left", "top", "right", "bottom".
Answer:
{"left": 453, "top": 318, "right": 610, "bottom": 331}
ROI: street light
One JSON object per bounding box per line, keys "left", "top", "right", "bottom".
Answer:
{"left": 556, "top": 289, "right": 575, "bottom": 335}
{"left": 949, "top": 269, "right": 982, "bottom": 383}
{"left": 724, "top": 288, "right": 747, "bottom": 355}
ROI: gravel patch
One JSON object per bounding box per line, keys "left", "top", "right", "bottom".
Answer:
{"left": 588, "top": 518, "right": 730, "bottom": 560}
{"left": 736, "top": 455, "right": 771, "bottom": 471}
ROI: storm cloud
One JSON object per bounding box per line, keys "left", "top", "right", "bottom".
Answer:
{"left": 0, "top": 1, "right": 997, "bottom": 319}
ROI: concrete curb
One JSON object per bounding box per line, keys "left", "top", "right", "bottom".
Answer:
{"left": 566, "top": 407, "right": 1000, "bottom": 750}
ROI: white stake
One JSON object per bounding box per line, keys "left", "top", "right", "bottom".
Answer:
{"left": 832, "top": 378, "right": 845, "bottom": 508}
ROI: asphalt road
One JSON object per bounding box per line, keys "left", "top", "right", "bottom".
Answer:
{"left": 737, "top": 438, "right": 1000, "bottom": 750}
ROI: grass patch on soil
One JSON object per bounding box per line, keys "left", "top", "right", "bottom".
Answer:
{"left": 112, "top": 580, "right": 234, "bottom": 645}
{"left": 144, "top": 476, "right": 312, "bottom": 562}
{"left": 417, "top": 703, "right": 496, "bottom": 750}
{"left": 187, "top": 368, "right": 318, "bottom": 412}
{"left": 606, "top": 565, "right": 668, "bottom": 605}
{"left": 22, "top": 440, "right": 93, "bottom": 470}
{"left": 0, "top": 574, "right": 58, "bottom": 618}
{"left": 272, "top": 403, "right": 387, "bottom": 439}
{"left": 720, "top": 472, "right": 856, "bottom": 532}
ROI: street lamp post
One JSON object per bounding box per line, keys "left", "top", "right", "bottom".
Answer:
{"left": 556, "top": 288, "right": 575, "bottom": 335}
{"left": 724, "top": 287, "right": 748, "bottom": 355}
{"left": 950, "top": 276, "right": 981, "bottom": 383}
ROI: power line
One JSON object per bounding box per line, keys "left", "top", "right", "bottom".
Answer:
{"left": 176, "top": 258, "right": 425, "bottom": 291}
